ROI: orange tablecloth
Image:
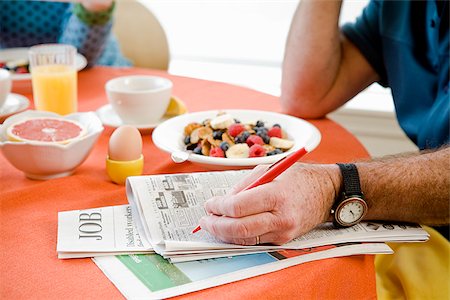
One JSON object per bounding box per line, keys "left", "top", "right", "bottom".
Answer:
{"left": 1, "top": 66, "right": 374, "bottom": 299}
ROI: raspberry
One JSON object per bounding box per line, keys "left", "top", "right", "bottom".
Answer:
{"left": 210, "top": 147, "right": 225, "bottom": 157}
{"left": 268, "top": 127, "right": 282, "bottom": 138}
{"left": 15, "top": 66, "right": 28, "bottom": 74}
{"left": 228, "top": 123, "right": 245, "bottom": 137}
{"left": 249, "top": 144, "right": 266, "bottom": 157}
{"left": 246, "top": 135, "right": 264, "bottom": 147}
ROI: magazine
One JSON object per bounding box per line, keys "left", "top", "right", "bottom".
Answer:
{"left": 93, "top": 242, "right": 392, "bottom": 299}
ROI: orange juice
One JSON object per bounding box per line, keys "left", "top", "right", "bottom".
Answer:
{"left": 31, "top": 64, "right": 77, "bottom": 115}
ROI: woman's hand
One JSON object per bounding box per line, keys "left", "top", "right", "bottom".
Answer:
{"left": 78, "top": 0, "right": 113, "bottom": 12}
{"left": 199, "top": 163, "right": 341, "bottom": 245}
{"left": 48, "top": 0, "right": 114, "bottom": 12}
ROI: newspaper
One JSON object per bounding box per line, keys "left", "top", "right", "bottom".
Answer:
{"left": 57, "top": 170, "right": 429, "bottom": 260}
{"left": 93, "top": 242, "right": 393, "bottom": 300}
{"left": 57, "top": 205, "right": 153, "bottom": 259}
{"left": 126, "top": 171, "right": 429, "bottom": 262}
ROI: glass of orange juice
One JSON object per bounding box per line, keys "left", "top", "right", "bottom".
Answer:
{"left": 29, "top": 44, "right": 77, "bottom": 115}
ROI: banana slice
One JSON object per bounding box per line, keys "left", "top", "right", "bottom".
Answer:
{"left": 226, "top": 143, "right": 250, "bottom": 158}
{"left": 269, "top": 137, "right": 294, "bottom": 150}
{"left": 210, "top": 114, "right": 235, "bottom": 130}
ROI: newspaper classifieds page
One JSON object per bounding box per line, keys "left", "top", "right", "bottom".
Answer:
{"left": 57, "top": 205, "right": 153, "bottom": 259}
{"left": 93, "top": 242, "right": 392, "bottom": 300}
{"left": 126, "top": 170, "right": 250, "bottom": 246}
{"left": 125, "top": 171, "right": 429, "bottom": 261}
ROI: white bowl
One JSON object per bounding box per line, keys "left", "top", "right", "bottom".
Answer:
{"left": 152, "top": 109, "right": 321, "bottom": 167}
{"left": 0, "top": 110, "right": 104, "bottom": 179}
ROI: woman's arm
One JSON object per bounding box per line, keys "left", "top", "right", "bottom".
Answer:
{"left": 57, "top": 0, "right": 115, "bottom": 66}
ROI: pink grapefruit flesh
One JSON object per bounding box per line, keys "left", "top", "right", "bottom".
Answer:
{"left": 7, "top": 118, "right": 86, "bottom": 144}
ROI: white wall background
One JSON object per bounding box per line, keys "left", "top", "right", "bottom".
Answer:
{"left": 141, "top": 0, "right": 418, "bottom": 157}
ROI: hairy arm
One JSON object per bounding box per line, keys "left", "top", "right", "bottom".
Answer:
{"left": 281, "top": 0, "right": 378, "bottom": 118}
{"left": 200, "top": 147, "right": 450, "bottom": 245}
{"left": 356, "top": 147, "right": 450, "bottom": 225}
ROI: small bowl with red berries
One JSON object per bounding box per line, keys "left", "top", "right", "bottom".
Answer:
{"left": 152, "top": 109, "right": 321, "bottom": 167}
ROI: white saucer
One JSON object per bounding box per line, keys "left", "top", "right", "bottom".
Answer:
{"left": 96, "top": 104, "right": 169, "bottom": 130}
{"left": 0, "top": 93, "right": 30, "bottom": 123}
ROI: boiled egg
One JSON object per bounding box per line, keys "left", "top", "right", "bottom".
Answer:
{"left": 108, "top": 125, "right": 142, "bottom": 161}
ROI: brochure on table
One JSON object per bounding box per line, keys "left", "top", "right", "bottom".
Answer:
{"left": 93, "top": 242, "right": 392, "bottom": 300}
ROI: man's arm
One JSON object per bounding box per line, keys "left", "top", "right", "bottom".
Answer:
{"left": 359, "top": 148, "right": 450, "bottom": 224}
{"left": 281, "top": 0, "right": 379, "bottom": 118}
{"left": 199, "top": 147, "right": 450, "bottom": 245}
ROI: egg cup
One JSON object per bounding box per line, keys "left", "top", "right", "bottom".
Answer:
{"left": 106, "top": 154, "right": 144, "bottom": 185}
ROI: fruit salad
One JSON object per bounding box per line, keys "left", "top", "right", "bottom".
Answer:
{"left": 0, "top": 59, "right": 30, "bottom": 74}
{"left": 183, "top": 113, "right": 294, "bottom": 158}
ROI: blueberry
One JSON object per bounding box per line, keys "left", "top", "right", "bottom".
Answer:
{"left": 193, "top": 147, "right": 203, "bottom": 155}
{"left": 267, "top": 149, "right": 283, "bottom": 156}
{"left": 234, "top": 118, "right": 241, "bottom": 123}
{"left": 241, "top": 131, "right": 250, "bottom": 141}
{"left": 184, "top": 136, "right": 191, "bottom": 145}
{"left": 213, "top": 130, "right": 223, "bottom": 140}
{"left": 256, "top": 127, "right": 268, "bottom": 136}
{"left": 255, "top": 120, "right": 265, "bottom": 128}
{"left": 234, "top": 136, "right": 242, "bottom": 143}
{"left": 186, "top": 143, "right": 197, "bottom": 151}
{"left": 261, "top": 134, "right": 270, "bottom": 144}
{"left": 273, "top": 123, "right": 281, "bottom": 128}
{"left": 220, "top": 141, "right": 230, "bottom": 152}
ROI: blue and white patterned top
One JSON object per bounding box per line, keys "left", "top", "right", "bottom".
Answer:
{"left": 0, "top": 0, "right": 131, "bottom": 67}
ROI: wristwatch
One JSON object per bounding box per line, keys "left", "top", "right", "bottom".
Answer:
{"left": 331, "top": 163, "right": 368, "bottom": 227}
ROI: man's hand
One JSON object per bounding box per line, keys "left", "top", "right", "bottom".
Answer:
{"left": 199, "top": 163, "right": 340, "bottom": 245}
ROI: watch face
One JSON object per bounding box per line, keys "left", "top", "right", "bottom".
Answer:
{"left": 336, "top": 197, "right": 368, "bottom": 226}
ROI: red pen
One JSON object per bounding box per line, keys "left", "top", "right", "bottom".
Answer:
{"left": 192, "top": 146, "right": 310, "bottom": 234}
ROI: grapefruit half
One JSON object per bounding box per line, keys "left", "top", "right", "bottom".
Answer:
{"left": 7, "top": 117, "right": 86, "bottom": 144}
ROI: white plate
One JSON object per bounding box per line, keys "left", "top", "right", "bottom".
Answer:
{"left": 0, "top": 47, "right": 88, "bottom": 81}
{"left": 96, "top": 104, "right": 170, "bottom": 130}
{"left": 152, "top": 109, "right": 321, "bottom": 167}
{"left": 0, "top": 93, "right": 30, "bottom": 123}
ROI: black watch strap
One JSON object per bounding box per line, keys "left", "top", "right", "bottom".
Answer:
{"left": 336, "top": 163, "right": 363, "bottom": 197}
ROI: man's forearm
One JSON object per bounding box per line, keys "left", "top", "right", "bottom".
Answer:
{"left": 354, "top": 147, "right": 450, "bottom": 225}
{"left": 281, "top": 0, "right": 342, "bottom": 116}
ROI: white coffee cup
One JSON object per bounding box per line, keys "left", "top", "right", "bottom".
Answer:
{"left": 105, "top": 75, "right": 173, "bottom": 125}
{"left": 0, "top": 69, "right": 12, "bottom": 110}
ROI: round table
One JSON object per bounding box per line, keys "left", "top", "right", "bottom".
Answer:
{"left": 1, "top": 66, "right": 374, "bottom": 299}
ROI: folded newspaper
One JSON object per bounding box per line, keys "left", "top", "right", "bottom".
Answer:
{"left": 126, "top": 170, "right": 429, "bottom": 261}
{"left": 57, "top": 170, "right": 429, "bottom": 260}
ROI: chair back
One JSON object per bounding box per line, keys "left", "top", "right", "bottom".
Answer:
{"left": 113, "top": 0, "right": 170, "bottom": 70}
